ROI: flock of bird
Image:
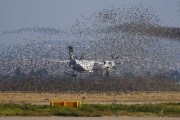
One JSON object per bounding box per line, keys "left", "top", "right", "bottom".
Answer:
{"left": 0, "top": 4, "right": 179, "bottom": 92}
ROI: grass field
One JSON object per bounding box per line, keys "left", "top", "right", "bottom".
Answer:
{"left": 0, "top": 92, "right": 179, "bottom": 117}
{"left": 0, "top": 92, "right": 180, "bottom": 104}
{"left": 0, "top": 103, "right": 179, "bottom": 117}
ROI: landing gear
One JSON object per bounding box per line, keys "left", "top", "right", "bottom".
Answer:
{"left": 101, "top": 70, "right": 110, "bottom": 77}
{"left": 71, "top": 71, "right": 76, "bottom": 79}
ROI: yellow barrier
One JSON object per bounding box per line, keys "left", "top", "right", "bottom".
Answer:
{"left": 50, "top": 101, "right": 81, "bottom": 108}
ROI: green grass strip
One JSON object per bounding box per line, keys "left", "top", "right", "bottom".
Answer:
{"left": 0, "top": 103, "right": 179, "bottom": 117}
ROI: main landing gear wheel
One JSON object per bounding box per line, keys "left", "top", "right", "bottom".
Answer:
{"left": 72, "top": 73, "right": 76, "bottom": 79}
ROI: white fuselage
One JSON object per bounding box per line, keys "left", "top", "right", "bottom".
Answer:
{"left": 75, "top": 59, "right": 116, "bottom": 72}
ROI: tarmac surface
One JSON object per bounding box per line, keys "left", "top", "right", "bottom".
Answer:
{"left": 0, "top": 117, "right": 179, "bottom": 120}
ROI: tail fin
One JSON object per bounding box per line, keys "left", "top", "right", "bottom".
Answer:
{"left": 68, "top": 46, "right": 83, "bottom": 60}
{"left": 68, "top": 46, "right": 74, "bottom": 55}
{"left": 68, "top": 46, "right": 77, "bottom": 65}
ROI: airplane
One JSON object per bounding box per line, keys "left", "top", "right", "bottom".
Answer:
{"left": 67, "top": 46, "right": 121, "bottom": 79}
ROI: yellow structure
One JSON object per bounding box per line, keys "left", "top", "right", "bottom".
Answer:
{"left": 50, "top": 100, "right": 81, "bottom": 108}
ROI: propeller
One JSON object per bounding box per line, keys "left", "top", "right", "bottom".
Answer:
{"left": 111, "top": 54, "right": 124, "bottom": 65}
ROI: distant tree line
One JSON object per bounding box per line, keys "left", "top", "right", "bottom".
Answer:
{"left": 0, "top": 68, "right": 179, "bottom": 93}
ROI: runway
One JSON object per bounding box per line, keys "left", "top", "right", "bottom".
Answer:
{"left": 0, "top": 117, "right": 179, "bottom": 120}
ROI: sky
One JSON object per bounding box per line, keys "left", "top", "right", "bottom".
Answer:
{"left": 0, "top": 0, "right": 180, "bottom": 33}
{"left": 0, "top": 0, "right": 180, "bottom": 73}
